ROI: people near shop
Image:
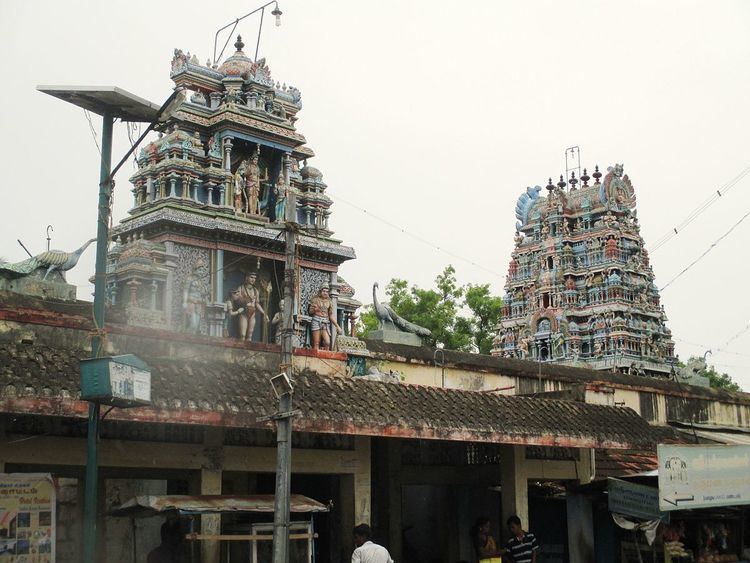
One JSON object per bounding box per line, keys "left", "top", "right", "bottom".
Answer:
{"left": 352, "top": 523, "right": 394, "bottom": 563}
{"left": 147, "top": 520, "right": 184, "bottom": 563}
{"left": 505, "top": 515, "right": 539, "bottom": 563}
{"left": 472, "top": 516, "right": 503, "bottom": 562}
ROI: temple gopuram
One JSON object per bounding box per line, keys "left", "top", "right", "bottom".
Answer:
{"left": 492, "top": 164, "right": 676, "bottom": 376}
{"left": 104, "top": 36, "right": 360, "bottom": 344}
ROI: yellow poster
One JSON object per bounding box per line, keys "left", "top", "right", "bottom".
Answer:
{"left": 0, "top": 474, "right": 55, "bottom": 563}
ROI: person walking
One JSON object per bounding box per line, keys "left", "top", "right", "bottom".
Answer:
{"left": 352, "top": 524, "right": 394, "bottom": 563}
{"left": 504, "top": 516, "right": 539, "bottom": 563}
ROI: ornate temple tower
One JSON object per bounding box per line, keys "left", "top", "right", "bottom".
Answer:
{"left": 492, "top": 164, "right": 676, "bottom": 376}
{"left": 106, "top": 37, "right": 356, "bottom": 343}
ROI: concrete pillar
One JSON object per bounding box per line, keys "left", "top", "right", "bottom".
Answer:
{"left": 386, "top": 440, "right": 402, "bottom": 561}
{"left": 340, "top": 474, "right": 355, "bottom": 560}
{"left": 354, "top": 436, "right": 371, "bottom": 525}
{"left": 201, "top": 428, "right": 223, "bottom": 563}
{"left": 500, "top": 444, "right": 528, "bottom": 529}
{"left": 567, "top": 493, "right": 595, "bottom": 563}
{"left": 0, "top": 418, "right": 6, "bottom": 472}
{"left": 341, "top": 436, "right": 371, "bottom": 561}
{"left": 577, "top": 448, "right": 595, "bottom": 484}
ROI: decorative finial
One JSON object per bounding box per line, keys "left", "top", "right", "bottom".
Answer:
{"left": 593, "top": 165, "right": 602, "bottom": 184}
{"left": 557, "top": 175, "right": 567, "bottom": 189}
{"left": 569, "top": 171, "right": 578, "bottom": 190}
{"left": 580, "top": 168, "right": 590, "bottom": 187}
{"left": 235, "top": 35, "right": 245, "bottom": 52}
{"left": 545, "top": 177, "right": 555, "bottom": 193}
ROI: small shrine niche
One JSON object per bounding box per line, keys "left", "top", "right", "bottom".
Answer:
{"left": 221, "top": 254, "right": 283, "bottom": 343}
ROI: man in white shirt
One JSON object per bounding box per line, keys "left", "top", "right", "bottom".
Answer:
{"left": 352, "top": 524, "right": 394, "bottom": 563}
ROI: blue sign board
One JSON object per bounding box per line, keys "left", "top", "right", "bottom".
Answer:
{"left": 608, "top": 477, "right": 667, "bottom": 521}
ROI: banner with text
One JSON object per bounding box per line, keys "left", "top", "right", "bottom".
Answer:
{"left": 0, "top": 473, "right": 56, "bottom": 562}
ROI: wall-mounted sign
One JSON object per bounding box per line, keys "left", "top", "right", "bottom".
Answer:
{"left": 608, "top": 477, "right": 667, "bottom": 521}
{"left": 658, "top": 444, "right": 750, "bottom": 511}
{"left": 80, "top": 354, "right": 151, "bottom": 407}
{"left": 0, "top": 473, "right": 56, "bottom": 562}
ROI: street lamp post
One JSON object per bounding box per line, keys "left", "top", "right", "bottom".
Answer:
{"left": 37, "top": 85, "right": 179, "bottom": 562}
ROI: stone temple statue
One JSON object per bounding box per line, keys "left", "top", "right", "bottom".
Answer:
{"left": 0, "top": 238, "right": 95, "bottom": 281}
{"left": 372, "top": 282, "right": 431, "bottom": 338}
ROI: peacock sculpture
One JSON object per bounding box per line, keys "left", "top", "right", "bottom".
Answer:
{"left": 372, "top": 282, "right": 432, "bottom": 338}
{"left": 0, "top": 238, "right": 96, "bottom": 281}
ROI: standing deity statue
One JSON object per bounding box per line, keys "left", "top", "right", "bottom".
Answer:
{"left": 518, "top": 336, "right": 530, "bottom": 359}
{"left": 232, "top": 272, "right": 268, "bottom": 341}
{"left": 233, "top": 167, "right": 245, "bottom": 211}
{"left": 182, "top": 260, "right": 208, "bottom": 333}
{"left": 308, "top": 285, "right": 342, "bottom": 351}
{"left": 244, "top": 150, "right": 261, "bottom": 215}
{"left": 274, "top": 172, "right": 287, "bottom": 223}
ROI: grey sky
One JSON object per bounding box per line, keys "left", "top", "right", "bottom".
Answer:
{"left": 2, "top": 1, "right": 749, "bottom": 388}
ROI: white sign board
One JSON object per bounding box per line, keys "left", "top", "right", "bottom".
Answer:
{"left": 658, "top": 444, "right": 750, "bottom": 511}
{"left": 109, "top": 361, "right": 151, "bottom": 403}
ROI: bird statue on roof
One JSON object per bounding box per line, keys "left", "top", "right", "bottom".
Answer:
{"left": 0, "top": 238, "right": 96, "bottom": 281}
{"left": 372, "top": 282, "right": 432, "bottom": 338}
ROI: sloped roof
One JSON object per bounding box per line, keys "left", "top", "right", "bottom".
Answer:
{"left": 0, "top": 339, "right": 658, "bottom": 449}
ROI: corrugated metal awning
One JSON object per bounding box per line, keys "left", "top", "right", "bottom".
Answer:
{"left": 669, "top": 421, "right": 750, "bottom": 445}
{"left": 110, "top": 494, "right": 329, "bottom": 518}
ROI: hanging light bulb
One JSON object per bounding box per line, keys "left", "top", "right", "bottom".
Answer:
{"left": 272, "top": 4, "right": 283, "bottom": 27}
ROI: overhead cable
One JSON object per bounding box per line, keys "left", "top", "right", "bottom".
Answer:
{"left": 650, "top": 164, "right": 750, "bottom": 253}
{"left": 659, "top": 209, "right": 750, "bottom": 291}
{"left": 334, "top": 194, "right": 507, "bottom": 281}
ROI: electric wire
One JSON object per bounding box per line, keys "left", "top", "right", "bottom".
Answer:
{"left": 334, "top": 193, "right": 507, "bottom": 282}
{"left": 673, "top": 337, "right": 750, "bottom": 359}
{"left": 649, "top": 164, "right": 750, "bottom": 253}
{"left": 659, "top": 208, "right": 750, "bottom": 291}
{"left": 716, "top": 320, "right": 750, "bottom": 354}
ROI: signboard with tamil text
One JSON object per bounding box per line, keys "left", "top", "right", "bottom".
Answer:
{"left": 658, "top": 444, "right": 750, "bottom": 511}
{"left": 608, "top": 477, "right": 667, "bottom": 521}
{"left": 0, "top": 473, "right": 56, "bottom": 562}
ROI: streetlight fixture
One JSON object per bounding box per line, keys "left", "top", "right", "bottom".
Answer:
{"left": 37, "top": 84, "right": 183, "bottom": 563}
{"left": 213, "top": 1, "right": 283, "bottom": 64}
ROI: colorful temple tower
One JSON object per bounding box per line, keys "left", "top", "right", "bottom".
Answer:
{"left": 492, "top": 164, "right": 676, "bottom": 376}
{"left": 105, "top": 37, "right": 358, "bottom": 344}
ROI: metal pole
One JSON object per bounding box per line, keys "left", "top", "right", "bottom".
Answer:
{"left": 272, "top": 164, "right": 296, "bottom": 563}
{"left": 83, "top": 110, "right": 113, "bottom": 562}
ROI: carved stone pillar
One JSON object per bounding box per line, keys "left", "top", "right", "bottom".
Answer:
{"left": 150, "top": 280, "right": 158, "bottom": 310}
{"left": 146, "top": 176, "right": 154, "bottom": 202}
{"left": 219, "top": 183, "right": 226, "bottom": 207}
{"left": 182, "top": 175, "right": 191, "bottom": 199}
{"left": 222, "top": 137, "right": 233, "bottom": 172}
{"left": 194, "top": 179, "right": 202, "bottom": 203}
{"left": 329, "top": 271, "right": 339, "bottom": 350}
{"left": 207, "top": 184, "right": 214, "bottom": 206}
{"left": 168, "top": 175, "right": 177, "bottom": 198}
{"left": 126, "top": 280, "right": 140, "bottom": 306}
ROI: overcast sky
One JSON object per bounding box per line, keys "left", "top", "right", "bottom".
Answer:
{"left": 2, "top": 1, "right": 749, "bottom": 389}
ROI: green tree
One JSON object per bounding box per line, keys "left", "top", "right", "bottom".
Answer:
{"left": 358, "top": 265, "right": 503, "bottom": 353}
{"left": 687, "top": 357, "right": 742, "bottom": 392}
{"left": 463, "top": 283, "right": 505, "bottom": 354}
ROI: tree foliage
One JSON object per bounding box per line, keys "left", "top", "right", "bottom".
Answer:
{"left": 358, "top": 265, "right": 503, "bottom": 354}
{"left": 686, "top": 357, "right": 742, "bottom": 392}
